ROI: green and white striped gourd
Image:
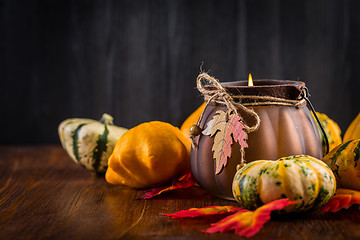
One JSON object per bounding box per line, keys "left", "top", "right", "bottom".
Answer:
{"left": 322, "top": 139, "right": 360, "bottom": 190}
{"left": 58, "top": 113, "right": 128, "bottom": 175}
{"left": 232, "top": 155, "right": 336, "bottom": 212}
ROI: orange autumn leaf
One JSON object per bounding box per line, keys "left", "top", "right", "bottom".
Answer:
{"left": 203, "top": 199, "right": 295, "bottom": 238}
{"left": 138, "top": 172, "right": 197, "bottom": 200}
{"left": 202, "top": 110, "right": 248, "bottom": 174}
{"left": 163, "top": 205, "right": 243, "bottom": 218}
{"left": 319, "top": 188, "right": 360, "bottom": 213}
{"left": 164, "top": 199, "right": 295, "bottom": 238}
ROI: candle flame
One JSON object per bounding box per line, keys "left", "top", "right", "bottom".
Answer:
{"left": 248, "top": 73, "right": 253, "bottom": 86}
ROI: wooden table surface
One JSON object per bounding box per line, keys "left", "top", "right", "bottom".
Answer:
{"left": 1, "top": 145, "right": 360, "bottom": 240}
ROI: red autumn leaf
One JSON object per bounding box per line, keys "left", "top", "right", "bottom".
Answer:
{"left": 203, "top": 199, "right": 295, "bottom": 238}
{"left": 163, "top": 205, "right": 243, "bottom": 219}
{"left": 202, "top": 110, "right": 248, "bottom": 174}
{"left": 319, "top": 188, "right": 360, "bottom": 213}
{"left": 138, "top": 172, "right": 197, "bottom": 200}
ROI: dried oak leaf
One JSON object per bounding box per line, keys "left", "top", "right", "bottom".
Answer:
{"left": 202, "top": 110, "right": 248, "bottom": 174}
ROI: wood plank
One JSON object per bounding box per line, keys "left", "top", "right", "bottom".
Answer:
{"left": 1, "top": 146, "right": 360, "bottom": 239}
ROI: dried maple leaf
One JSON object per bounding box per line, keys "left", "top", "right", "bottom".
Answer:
{"left": 163, "top": 198, "right": 295, "bottom": 238}
{"left": 319, "top": 188, "right": 360, "bottom": 213}
{"left": 138, "top": 172, "right": 197, "bottom": 200}
{"left": 163, "top": 205, "right": 242, "bottom": 218}
{"left": 203, "top": 199, "right": 295, "bottom": 237}
{"left": 202, "top": 110, "right": 248, "bottom": 174}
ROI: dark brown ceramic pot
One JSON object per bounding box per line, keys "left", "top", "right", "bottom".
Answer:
{"left": 190, "top": 80, "right": 323, "bottom": 200}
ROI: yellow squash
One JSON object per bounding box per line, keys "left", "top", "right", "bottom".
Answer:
{"left": 106, "top": 121, "right": 191, "bottom": 188}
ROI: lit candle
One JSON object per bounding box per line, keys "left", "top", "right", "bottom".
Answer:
{"left": 248, "top": 73, "right": 253, "bottom": 86}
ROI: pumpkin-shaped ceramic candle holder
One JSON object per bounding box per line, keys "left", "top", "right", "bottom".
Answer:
{"left": 191, "top": 77, "right": 323, "bottom": 200}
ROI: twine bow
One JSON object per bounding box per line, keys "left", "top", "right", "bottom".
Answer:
{"left": 194, "top": 73, "right": 261, "bottom": 134}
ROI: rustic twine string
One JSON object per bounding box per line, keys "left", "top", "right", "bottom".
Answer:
{"left": 192, "top": 72, "right": 306, "bottom": 168}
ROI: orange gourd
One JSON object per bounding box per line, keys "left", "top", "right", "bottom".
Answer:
{"left": 180, "top": 103, "right": 206, "bottom": 142}
{"left": 343, "top": 113, "right": 360, "bottom": 142}
{"left": 312, "top": 112, "right": 342, "bottom": 153}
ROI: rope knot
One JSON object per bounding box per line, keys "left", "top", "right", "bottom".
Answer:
{"left": 196, "top": 72, "right": 261, "bottom": 133}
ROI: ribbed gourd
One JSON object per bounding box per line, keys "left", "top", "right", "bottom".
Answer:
{"left": 322, "top": 139, "right": 360, "bottom": 190}
{"left": 58, "top": 113, "right": 128, "bottom": 175}
{"left": 232, "top": 155, "right": 336, "bottom": 212}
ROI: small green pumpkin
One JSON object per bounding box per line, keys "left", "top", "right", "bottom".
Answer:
{"left": 58, "top": 113, "right": 128, "bottom": 175}
{"left": 322, "top": 139, "right": 360, "bottom": 190}
{"left": 232, "top": 155, "right": 336, "bottom": 212}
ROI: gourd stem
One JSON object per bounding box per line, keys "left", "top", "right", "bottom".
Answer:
{"left": 100, "top": 113, "right": 114, "bottom": 125}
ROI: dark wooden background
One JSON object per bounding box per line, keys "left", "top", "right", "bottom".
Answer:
{"left": 1, "top": 0, "right": 359, "bottom": 144}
